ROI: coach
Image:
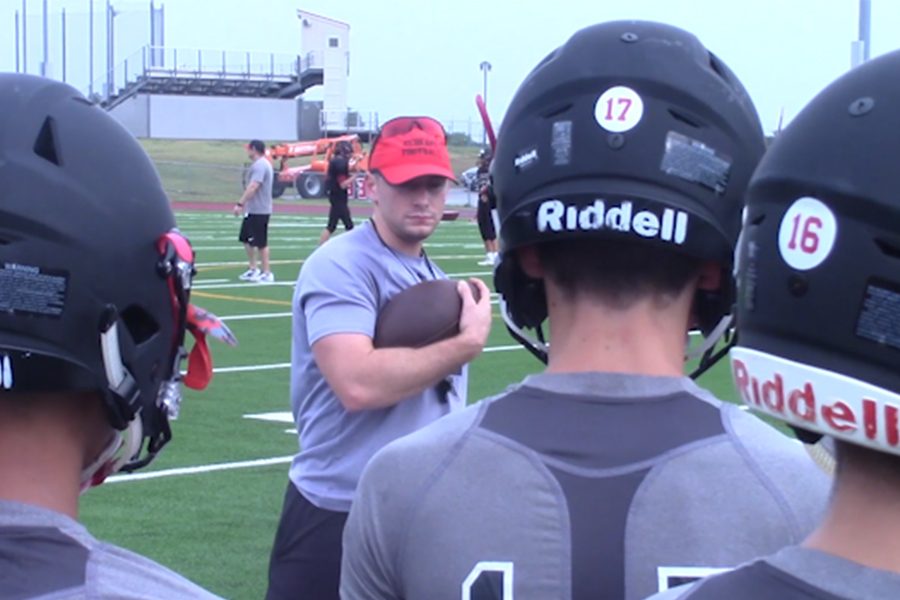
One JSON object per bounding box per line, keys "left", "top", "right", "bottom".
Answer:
{"left": 265, "top": 116, "right": 492, "bottom": 600}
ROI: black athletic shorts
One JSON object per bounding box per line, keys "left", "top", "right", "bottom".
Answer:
{"left": 326, "top": 199, "right": 354, "bottom": 233}
{"left": 238, "top": 214, "right": 270, "bottom": 248}
{"left": 266, "top": 482, "right": 348, "bottom": 600}
{"left": 477, "top": 200, "right": 496, "bottom": 241}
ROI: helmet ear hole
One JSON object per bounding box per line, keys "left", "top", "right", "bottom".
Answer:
{"left": 33, "top": 117, "right": 61, "bottom": 166}
{"left": 707, "top": 51, "right": 728, "bottom": 81}
{"left": 120, "top": 305, "right": 160, "bottom": 346}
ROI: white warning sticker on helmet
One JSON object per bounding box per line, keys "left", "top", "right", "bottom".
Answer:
{"left": 595, "top": 86, "right": 644, "bottom": 133}
{"left": 777, "top": 197, "right": 838, "bottom": 271}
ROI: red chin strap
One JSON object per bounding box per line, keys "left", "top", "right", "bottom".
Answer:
{"left": 183, "top": 304, "right": 238, "bottom": 390}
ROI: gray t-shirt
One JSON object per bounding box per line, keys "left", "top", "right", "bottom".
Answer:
{"left": 341, "top": 372, "right": 831, "bottom": 600}
{"left": 648, "top": 546, "right": 900, "bottom": 599}
{"left": 289, "top": 220, "right": 467, "bottom": 513}
{"left": 246, "top": 157, "right": 273, "bottom": 215}
{"left": 0, "top": 499, "right": 221, "bottom": 599}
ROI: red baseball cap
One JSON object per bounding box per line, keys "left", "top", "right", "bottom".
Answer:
{"left": 368, "top": 116, "right": 457, "bottom": 185}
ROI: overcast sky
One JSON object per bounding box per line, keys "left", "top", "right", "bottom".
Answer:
{"left": 2, "top": 0, "right": 898, "bottom": 134}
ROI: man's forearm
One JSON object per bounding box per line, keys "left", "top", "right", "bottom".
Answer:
{"left": 325, "top": 334, "right": 481, "bottom": 412}
{"left": 237, "top": 182, "right": 260, "bottom": 206}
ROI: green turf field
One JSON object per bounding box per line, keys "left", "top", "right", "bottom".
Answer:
{"left": 78, "top": 210, "right": 741, "bottom": 599}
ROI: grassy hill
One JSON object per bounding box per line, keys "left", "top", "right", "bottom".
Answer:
{"left": 139, "top": 138, "right": 484, "bottom": 204}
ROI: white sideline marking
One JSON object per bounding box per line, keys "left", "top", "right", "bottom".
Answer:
{"left": 106, "top": 455, "right": 293, "bottom": 483}
{"left": 193, "top": 278, "right": 230, "bottom": 285}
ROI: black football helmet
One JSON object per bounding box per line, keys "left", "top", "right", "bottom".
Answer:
{"left": 0, "top": 74, "right": 196, "bottom": 485}
{"left": 492, "top": 21, "right": 766, "bottom": 371}
{"left": 732, "top": 49, "right": 900, "bottom": 455}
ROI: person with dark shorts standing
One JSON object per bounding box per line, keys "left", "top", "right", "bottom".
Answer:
{"left": 235, "top": 139, "right": 274, "bottom": 283}
{"left": 319, "top": 141, "right": 355, "bottom": 245}
{"left": 475, "top": 150, "right": 499, "bottom": 266}
{"left": 265, "top": 116, "right": 492, "bottom": 600}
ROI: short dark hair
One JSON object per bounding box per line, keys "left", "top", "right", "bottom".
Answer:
{"left": 248, "top": 140, "right": 265, "bottom": 154}
{"left": 536, "top": 238, "right": 702, "bottom": 309}
{"left": 835, "top": 440, "right": 900, "bottom": 479}
{"left": 336, "top": 141, "right": 353, "bottom": 156}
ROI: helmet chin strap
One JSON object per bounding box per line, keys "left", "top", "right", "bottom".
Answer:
{"left": 502, "top": 296, "right": 734, "bottom": 377}
{"left": 79, "top": 417, "right": 142, "bottom": 493}
{"left": 686, "top": 314, "right": 735, "bottom": 379}
{"left": 500, "top": 298, "right": 548, "bottom": 364}
{"left": 685, "top": 314, "right": 733, "bottom": 361}
{"left": 81, "top": 318, "right": 145, "bottom": 491}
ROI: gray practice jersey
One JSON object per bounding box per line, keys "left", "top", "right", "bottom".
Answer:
{"left": 648, "top": 546, "right": 900, "bottom": 600}
{"left": 245, "top": 156, "right": 273, "bottom": 214}
{"left": 0, "top": 499, "right": 222, "bottom": 599}
{"left": 341, "top": 372, "right": 831, "bottom": 600}
{"left": 290, "top": 220, "right": 467, "bottom": 512}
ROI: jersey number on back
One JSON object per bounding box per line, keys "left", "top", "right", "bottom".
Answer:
{"left": 462, "top": 562, "right": 513, "bottom": 600}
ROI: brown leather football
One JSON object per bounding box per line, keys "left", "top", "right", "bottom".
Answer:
{"left": 373, "top": 279, "right": 482, "bottom": 348}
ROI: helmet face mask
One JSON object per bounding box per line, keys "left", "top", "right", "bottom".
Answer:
{"left": 731, "top": 48, "right": 900, "bottom": 457}
{"left": 491, "top": 21, "right": 766, "bottom": 370}
{"left": 0, "top": 74, "right": 196, "bottom": 483}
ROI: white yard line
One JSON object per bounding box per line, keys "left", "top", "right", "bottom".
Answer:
{"left": 193, "top": 244, "right": 318, "bottom": 251}
{"left": 213, "top": 362, "right": 292, "bottom": 373}
{"left": 483, "top": 345, "right": 523, "bottom": 353}
{"left": 106, "top": 456, "right": 293, "bottom": 483}
{"left": 194, "top": 281, "right": 296, "bottom": 290}
{"left": 220, "top": 312, "right": 292, "bottom": 321}
{"left": 193, "top": 269, "right": 492, "bottom": 289}
{"left": 209, "top": 344, "right": 522, "bottom": 375}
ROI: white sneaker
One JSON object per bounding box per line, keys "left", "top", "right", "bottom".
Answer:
{"left": 478, "top": 255, "right": 494, "bottom": 266}
{"left": 239, "top": 268, "right": 261, "bottom": 281}
{"left": 257, "top": 272, "right": 275, "bottom": 284}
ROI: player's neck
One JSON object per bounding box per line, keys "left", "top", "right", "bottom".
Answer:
{"left": 544, "top": 288, "right": 691, "bottom": 377}
{"left": 0, "top": 421, "right": 82, "bottom": 519}
{"left": 805, "top": 466, "right": 900, "bottom": 572}
{"left": 370, "top": 215, "right": 423, "bottom": 257}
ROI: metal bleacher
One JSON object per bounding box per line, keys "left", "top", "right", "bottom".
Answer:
{"left": 94, "top": 46, "right": 323, "bottom": 110}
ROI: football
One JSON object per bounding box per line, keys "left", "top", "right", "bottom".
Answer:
{"left": 373, "top": 279, "right": 482, "bottom": 348}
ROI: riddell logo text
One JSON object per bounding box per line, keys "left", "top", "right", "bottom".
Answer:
{"left": 536, "top": 199, "right": 688, "bottom": 244}
{"left": 732, "top": 359, "right": 900, "bottom": 446}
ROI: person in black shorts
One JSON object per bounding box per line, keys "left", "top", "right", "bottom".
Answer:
{"left": 236, "top": 139, "right": 275, "bottom": 283}
{"left": 319, "top": 141, "right": 355, "bottom": 245}
{"left": 475, "top": 150, "right": 499, "bottom": 265}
